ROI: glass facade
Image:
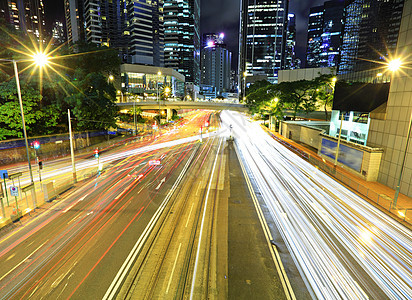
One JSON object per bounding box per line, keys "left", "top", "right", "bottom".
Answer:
{"left": 306, "top": 0, "right": 344, "bottom": 68}
{"left": 121, "top": 65, "right": 185, "bottom": 100}
{"left": 245, "top": 0, "right": 289, "bottom": 83}
{"left": 339, "top": 0, "right": 404, "bottom": 75}
{"left": 164, "top": 0, "right": 201, "bottom": 85}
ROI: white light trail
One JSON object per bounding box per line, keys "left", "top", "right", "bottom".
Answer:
{"left": 221, "top": 111, "right": 412, "bottom": 299}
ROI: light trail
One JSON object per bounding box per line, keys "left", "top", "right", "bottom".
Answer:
{"left": 221, "top": 111, "right": 412, "bottom": 299}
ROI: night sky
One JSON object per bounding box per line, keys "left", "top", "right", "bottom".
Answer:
{"left": 44, "top": 0, "right": 326, "bottom": 68}
{"left": 200, "top": 0, "right": 326, "bottom": 68}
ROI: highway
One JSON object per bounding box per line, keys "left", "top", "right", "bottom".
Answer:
{"left": 222, "top": 110, "right": 412, "bottom": 299}
{"left": 0, "top": 112, "right": 217, "bottom": 299}
{"left": 0, "top": 111, "right": 293, "bottom": 299}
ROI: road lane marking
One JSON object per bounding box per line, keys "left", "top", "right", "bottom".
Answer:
{"left": 0, "top": 241, "right": 47, "bottom": 281}
{"left": 155, "top": 177, "right": 166, "bottom": 190}
{"left": 235, "top": 142, "right": 296, "bottom": 300}
{"left": 166, "top": 243, "right": 182, "bottom": 294}
{"left": 190, "top": 137, "right": 223, "bottom": 300}
{"left": 185, "top": 203, "right": 194, "bottom": 228}
{"left": 103, "top": 146, "right": 198, "bottom": 300}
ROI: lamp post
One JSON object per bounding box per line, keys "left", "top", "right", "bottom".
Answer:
{"left": 0, "top": 54, "right": 49, "bottom": 185}
{"left": 157, "top": 71, "right": 162, "bottom": 128}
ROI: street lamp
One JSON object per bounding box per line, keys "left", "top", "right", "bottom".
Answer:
{"left": 157, "top": 71, "right": 162, "bottom": 128}
{"left": 0, "top": 53, "right": 49, "bottom": 186}
{"left": 108, "top": 74, "right": 114, "bottom": 84}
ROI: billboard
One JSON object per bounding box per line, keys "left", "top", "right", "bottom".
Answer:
{"left": 320, "top": 138, "right": 364, "bottom": 172}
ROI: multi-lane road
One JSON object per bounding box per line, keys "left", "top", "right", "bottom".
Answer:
{"left": 0, "top": 110, "right": 411, "bottom": 299}
{"left": 222, "top": 110, "right": 412, "bottom": 299}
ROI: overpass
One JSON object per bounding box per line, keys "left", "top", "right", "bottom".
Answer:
{"left": 116, "top": 100, "right": 249, "bottom": 113}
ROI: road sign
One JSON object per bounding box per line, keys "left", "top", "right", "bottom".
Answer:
{"left": 0, "top": 170, "right": 8, "bottom": 179}
{"left": 148, "top": 159, "right": 161, "bottom": 166}
{"left": 10, "top": 186, "right": 18, "bottom": 197}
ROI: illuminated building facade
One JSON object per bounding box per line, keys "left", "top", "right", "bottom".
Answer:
{"left": 306, "top": 0, "right": 344, "bottom": 68}
{"left": 126, "top": 0, "right": 164, "bottom": 66}
{"left": 51, "top": 21, "right": 66, "bottom": 45}
{"left": 64, "top": 0, "right": 164, "bottom": 67}
{"left": 201, "top": 33, "right": 232, "bottom": 96}
{"left": 284, "top": 13, "right": 300, "bottom": 69}
{"left": 338, "top": 0, "right": 404, "bottom": 76}
{"left": 0, "top": 0, "right": 46, "bottom": 39}
{"left": 245, "top": 0, "right": 289, "bottom": 83}
{"left": 164, "top": 0, "right": 201, "bottom": 85}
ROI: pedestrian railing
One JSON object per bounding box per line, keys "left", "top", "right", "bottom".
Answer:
{"left": 263, "top": 126, "right": 412, "bottom": 226}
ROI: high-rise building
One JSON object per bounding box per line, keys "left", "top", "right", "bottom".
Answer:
{"left": 0, "top": 0, "right": 46, "bottom": 40}
{"left": 64, "top": 0, "right": 85, "bottom": 45}
{"left": 244, "top": 0, "right": 289, "bottom": 83}
{"left": 284, "top": 13, "right": 300, "bottom": 70}
{"left": 64, "top": 0, "right": 164, "bottom": 67}
{"left": 338, "top": 0, "right": 404, "bottom": 76}
{"left": 126, "top": 0, "right": 164, "bottom": 66}
{"left": 51, "top": 20, "right": 66, "bottom": 45}
{"left": 201, "top": 33, "right": 231, "bottom": 96}
{"left": 306, "top": 0, "right": 344, "bottom": 68}
{"left": 164, "top": 0, "right": 201, "bottom": 85}
{"left": 238, "top": 0, "right": 249, "bottom": 98}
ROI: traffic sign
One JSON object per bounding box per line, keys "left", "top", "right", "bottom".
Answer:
{"left": 10, "top": 186, "right": 18, "bottom": 197}
{"left": 0, "top": 170, "right": 8, "bottom": 179}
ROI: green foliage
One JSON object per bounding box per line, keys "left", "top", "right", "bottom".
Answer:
{"left": 0, "top": 25, "right": 122, "bottom": 139}
{"left": 244, "top": 74, "right": 336, "bottom": 121}
{"left": 0, "top": 80, "right": 43, "bottom": 139}
{"left": 65, "top": 73, "right": 119, "bottom": 131}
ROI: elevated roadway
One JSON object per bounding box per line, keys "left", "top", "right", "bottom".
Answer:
{"left": 116, "top": 100, "right": 249, "bottom": 113}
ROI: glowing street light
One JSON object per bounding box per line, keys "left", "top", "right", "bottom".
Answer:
{"left": 108, "top": 74, "right": 114, "bottom": 84}
{"left": 387, "top": 58, "right": 402, "bottom": 72}
{"left": 0, "top": 52, "right": 50, "bottom": 205}
{"left": 32, "top": 52, "right": 49, "bottom": 67}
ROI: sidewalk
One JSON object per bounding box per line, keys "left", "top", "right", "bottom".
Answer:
{"left": 263, "top": 126, "right": 412, "bottom": 227}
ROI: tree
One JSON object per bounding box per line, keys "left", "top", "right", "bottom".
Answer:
{"left": 0, "top": 80, "right": 55, "bottom": 139}
{"left": 65, "top": 72, "right": 119, "bottom": 131}
{"left": 313, "top": 74, "right": 336, "bottom": 121}
{"left": 276, "top": 80, "right": 313, "bottom": 120}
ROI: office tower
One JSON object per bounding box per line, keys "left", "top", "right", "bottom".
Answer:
{"left": 164, "top": 0, "right": 201, "bottom": 85}
{"left": 339, "top": 0, "right": 404, "bottom": 75}
{"left": 0, "top": 0, "right": 46, "bottom": 39}
{"left": 238, "top": 0, "right": 248, "bottom": 97}
{"left": 284, "top": 13, "right": 300, "bottom": 69}
{"left": 201, "top": 33, "right": 232, "bottom": 96}
{"left": 64, "top": 0, "right": 85, "bottom": 45}
{"left": 51, "top": 20, "right": 66, "bottom": 45}
{"left": 126, "top": 0, "right": 164, "bottom": 66}
{"left": 245, "top": 0, "right": 289, "bottom": 83}
{"left": 306, "top": 0, "right": 344, "bottom": 68}
{"left": 64, "top": 0, "right": 164, "bottom": 66}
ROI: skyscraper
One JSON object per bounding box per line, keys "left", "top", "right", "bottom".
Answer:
{"left": 284, "top": 13, "right": 300, "bottom": 70}
{"left": 64, "top": 0, "right": 164, "bottom": 67}
{"left": 244, "top": 0, "right": 289, "bottom": 83}
{"left": 0, "top": 0, "right": 46, "bottom": 40}
{"left": 164, "top": 0, "right": 201, "bottom": 85}
{"left": 64, "top": 0, "right": 85, "bottom": 45}
{"left": 306, "top": 0, "right": 344, "bottom": 68}
{"left": 125, "top": 0, "right": 164, "bottom": 65}
{"left": 201, "top": 33, "right": 232, "bottom": 96}
{"left": 339, "top": 0, "right": 404, "bottom": 76}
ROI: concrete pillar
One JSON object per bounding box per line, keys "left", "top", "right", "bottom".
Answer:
{"left": 167, "top": 108, "right": 172, "bottom": 121}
